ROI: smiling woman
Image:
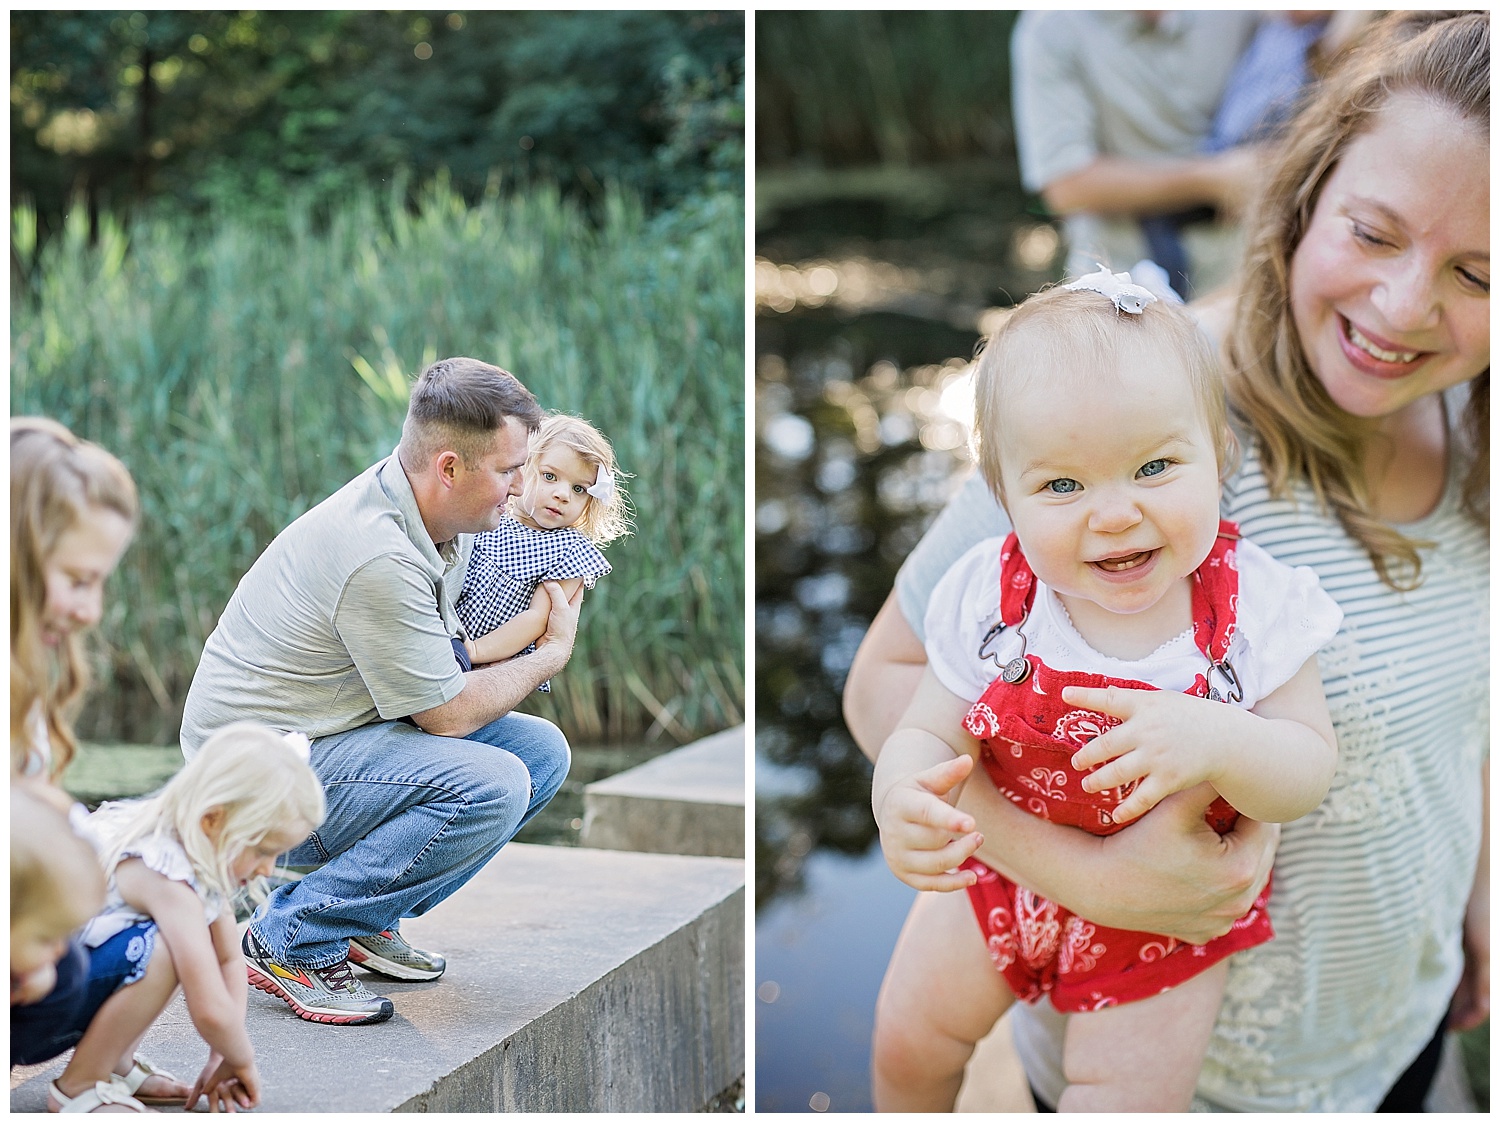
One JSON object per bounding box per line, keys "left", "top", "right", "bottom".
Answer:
{"left": 1289, "top": 92, "right": 1488, "bottom": 418}
{"left": 844, "top": 9, "right": 1489, "bottom": 1113}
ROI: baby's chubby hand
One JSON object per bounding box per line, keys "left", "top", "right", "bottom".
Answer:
{"left": 874, "top": 755, "right": 984, "bottom": 892}
{"left": 1062, "top": 685, "right": 1226, "bottom": 826}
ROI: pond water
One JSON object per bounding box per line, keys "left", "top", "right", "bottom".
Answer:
{"left": 753, "top": 183, "right": 1049, "bottom": 1111}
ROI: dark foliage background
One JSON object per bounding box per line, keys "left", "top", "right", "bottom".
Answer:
{"left": 13, "top": 10, "right": 743, "bottom": 230}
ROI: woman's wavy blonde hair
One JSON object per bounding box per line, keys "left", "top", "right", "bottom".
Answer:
{"left": 1224, "top": 10, "right": 1489, "bottom": 589}
{"left": 11, "top": 418, "right": 139, "bottom": 779}
{"left": 526, "top": 413, "right": 633, "bottom": 546}
{"left": 96, "top": 722, "right": 326, "bottom": 903}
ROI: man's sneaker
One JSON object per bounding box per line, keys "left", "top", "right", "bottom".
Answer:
{"left": 242, "top": 927, "right": 393, "bottom": 1026}
{"left": 348, "top": 928, "right": 447, "bottom": 982}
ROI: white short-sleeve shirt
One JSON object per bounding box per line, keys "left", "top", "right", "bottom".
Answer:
{"left": 924, "top": 535, "right": 1342, "bottom": 710}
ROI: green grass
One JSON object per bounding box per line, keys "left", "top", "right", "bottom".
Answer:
{"left": 12, "top": 179, "right": 744, "bottom": 747}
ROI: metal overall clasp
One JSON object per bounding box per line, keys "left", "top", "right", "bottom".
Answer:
{"left": 978, "top": 610, "right": 1031, "bottom": 684}
{"left": 1207, "top": 658, "right": 1243, "bottom": 704}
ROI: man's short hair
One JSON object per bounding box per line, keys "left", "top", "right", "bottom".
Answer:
{"left": 400, "top": 357, "right": 545, "bottom": 466}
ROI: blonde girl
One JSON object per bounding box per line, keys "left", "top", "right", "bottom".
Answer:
{"left": 456, "top": 413, "right": 631, "bottom": 675}
{"left": 42, "top": 723, "right": 325, "bottom": 1114}
{"left": 10, "top": 417, "right": 138, "bottom": 795}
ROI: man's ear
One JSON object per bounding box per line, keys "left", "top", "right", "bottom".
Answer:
{"left": 435, "top": 449, "right": 462, "bottom": 487}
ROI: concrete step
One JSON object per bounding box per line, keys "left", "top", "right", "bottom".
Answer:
{"left": 11, "top": 843, "right": 745, "bottom": 1113}
{"left": 581, "top": 726, "right": 746, "bottom": 858}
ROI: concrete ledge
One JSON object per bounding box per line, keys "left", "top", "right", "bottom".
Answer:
{"left": 11, "top": 843, "right": 745, "bottom": 1113}
{"left": 582, "top": 726, "right": 746, "bottom": 858}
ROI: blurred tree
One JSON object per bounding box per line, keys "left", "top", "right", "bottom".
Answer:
{"left": 755, "top": 11, "right": 1016, "bottom": 168}
{"left": 11, "top": 10, "right": 743, "bottom": 230}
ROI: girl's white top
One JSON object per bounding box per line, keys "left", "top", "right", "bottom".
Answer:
{"left": 924, "top": 535, "right": 1342, "bottom": 708}
{"left": 77, "top": 801, "right": 227, "bottom": 949}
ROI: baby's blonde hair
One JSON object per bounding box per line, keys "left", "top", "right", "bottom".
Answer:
{"left": 973, "top": 286, "right": 1233, "bottom": 507}
{"left": 98, "top": 722, "right": 325, "bottom": 902}
{"left": 528, "top": 413, "right": 633, "bottom": 546}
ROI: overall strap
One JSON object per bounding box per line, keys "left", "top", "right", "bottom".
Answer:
{"left": 994, "top": 521, "right": 1244, "bottom": 699}
{"left": 997, "top": 521, "right": 1242, "bottom": 644}
{"left": 1190, "top": 519, "right": 1242, "bottom": 663}
{"left": 997, "top": 532, "right": 1037, "bottom": 627}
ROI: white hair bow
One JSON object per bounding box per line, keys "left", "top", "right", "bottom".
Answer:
{"left": 282, "top": 731, "right": 313, "bottom": 761}
{"left": 585, "top": 465, "right": 615, "bottom": 503}
{"left": 1064, "top": 264, "right": 1160, "bottom": 314}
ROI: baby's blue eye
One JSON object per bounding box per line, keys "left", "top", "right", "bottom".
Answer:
{"left": 1046, "top": 478, "right": 1079, "bottom": 494}
{"left": 573, "top": 485, "right": 586, "bottom": 494}
{"left": 1137, "top": 459, "right": 1169, "bottom": 478}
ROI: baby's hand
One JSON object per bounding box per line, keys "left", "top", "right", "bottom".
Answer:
{"left": 1062, "top": 685, "right": 1227, "bottom": 826}
{"left": 874, "top": 755, "right": 983, "bottom": 892}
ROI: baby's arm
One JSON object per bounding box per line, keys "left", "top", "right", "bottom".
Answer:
{"left": 468, "top": 578, "right": 585, "bottom": 665}
{"left": 871, "top": 667, "right": 986, "bottom": 892}
{"left": 1066, "top": 654, "right": 1337, "bottom": 825}
{"left": 115, "top": 862, "right": 259, "bottom": 1108}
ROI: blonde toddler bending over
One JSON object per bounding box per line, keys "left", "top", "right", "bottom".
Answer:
{"left": 44, "top": 722, "right": 324, "bottom": 1114}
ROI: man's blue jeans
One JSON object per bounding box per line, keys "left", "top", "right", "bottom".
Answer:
{"left": 251, "top": 712, "right": 569, "bottom": 968}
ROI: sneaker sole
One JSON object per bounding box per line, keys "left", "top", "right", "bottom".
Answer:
{"left": 347, "top": 941, "right": 445, "bottom": 982}
{"left": 245, "top": 963, "right": 394, "bottom": 1025}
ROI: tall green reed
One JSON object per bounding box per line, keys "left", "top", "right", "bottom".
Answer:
{"left": 12, "top": 179, "right": 745, "bottom": 746}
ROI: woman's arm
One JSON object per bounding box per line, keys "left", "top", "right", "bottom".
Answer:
{"left": 843, "top": 591, "right": 1278, "bottom": 943}
{"left": 844, "top": 595, "right": 930, "bottom": 761}
{"left": 115, "top": 861, "right": 255, "bottom": 1068}
{"left": 961, "top": 778, "right": 1278, "bottom": 943}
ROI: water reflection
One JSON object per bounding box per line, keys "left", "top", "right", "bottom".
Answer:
{"left": 754, "top": 305, "right": 985, "bottom": 1111}
{"left": 754, "top": 308, "right": 980, "bottom": 906}
{"left": 754, "top": 172, "right": 1049, "bottom": 1106}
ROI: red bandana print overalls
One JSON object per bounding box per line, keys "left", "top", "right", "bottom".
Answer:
{"left": 958, "top": 520, "right": 1273, "bottom": 1012}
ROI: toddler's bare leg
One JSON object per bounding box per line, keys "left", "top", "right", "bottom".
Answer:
{"left": 872, "top": 887, "right": 1014, "bottom": 1111}
{"left": 1057, "top": 959, "right": 1227, "bottom": 1112}
{"left": 52, "top": 945, "right": 180, "bottom": 1105}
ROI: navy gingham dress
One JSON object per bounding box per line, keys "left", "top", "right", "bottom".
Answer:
{"left": 455, "top": 517, "right": 611, "bottom": 692}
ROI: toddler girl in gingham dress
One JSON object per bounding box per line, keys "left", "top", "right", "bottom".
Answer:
{"left": 456, "top": 414, "right": 630, "bottom": 689}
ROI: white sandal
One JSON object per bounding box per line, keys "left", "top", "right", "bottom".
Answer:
{"left": 111, "top": 1057, "right": 187, "bottom": 1106}
{"left": 47, "top": 1079, "right": 151, "bottom": 1113}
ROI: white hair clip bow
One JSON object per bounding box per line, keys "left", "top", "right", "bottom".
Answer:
{"left": 1064, "top": 264, "right": 1160, "bottom": 314}
{"left": 282, "top": 731, "right": 313, "bottom": 761}
{"left": 585, "top": 465, "right": 615, "bottom": 503}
